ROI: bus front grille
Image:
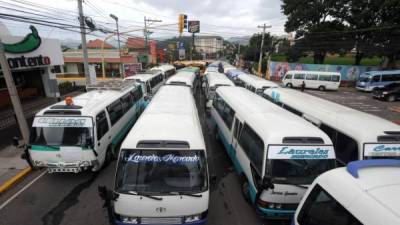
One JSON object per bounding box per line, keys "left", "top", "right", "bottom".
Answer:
{"left": 141, "top": 217, "right": 182, "bottom": 224}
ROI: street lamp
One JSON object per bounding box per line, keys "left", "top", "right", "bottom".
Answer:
{"left": 110, "top": 14, "right": 122, "bottom": 78}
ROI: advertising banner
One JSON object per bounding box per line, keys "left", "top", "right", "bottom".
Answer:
{"left": 268, "top": 145, "right": 335, "bottom": 159}
{"left": 124, "top": 63, "right": 142, "bottom": 78}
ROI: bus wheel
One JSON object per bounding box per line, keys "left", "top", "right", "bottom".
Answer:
{"left": 241, "top": 179, "right": 251, "bottom": 203}
{"left": 318, "top": 86, "right": 326, "bottom": 91}
{"left": 387, "top": 94, "right": 396, "bottom": 102}
{"left": 286, "top": 83, "right": 293, "bottom": 88}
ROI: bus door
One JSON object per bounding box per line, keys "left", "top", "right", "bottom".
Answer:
{"left": 231, "top": 117, "right": 243, "bottom": 168}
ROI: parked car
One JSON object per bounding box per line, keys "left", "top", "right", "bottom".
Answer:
{"left": 372, "top": 82, "right": 400, "bottom": 102}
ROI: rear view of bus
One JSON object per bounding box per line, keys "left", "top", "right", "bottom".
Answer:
{"left": 113, "top": 85, "right": 209, "bottom": 225}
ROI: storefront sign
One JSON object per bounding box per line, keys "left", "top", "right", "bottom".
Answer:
{"left": 7, "top": 55, "right": 51, "bottom": 69}
{"left": 124, "top": 63, "right": 142, "bottom": 77}
{"left": 268, "top": 145, "right": 335, "bottom": 159}
{"left": 188, "top": 21, "right": 200, "bottom": 33}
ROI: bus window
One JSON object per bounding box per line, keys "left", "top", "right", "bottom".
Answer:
{"left": 222, "top": 104, "right": 235, "bottom": 129}
{"left": 121, "top": 94, "right": 133, "bottom": 113}
{"left": 282, "top": 104, "right": 302, "bottom": 116}
{"left": 297, "top": 185, "right": 362, "bottom": 225}
{"left": 306, "top": 74, "right": 318, "bottom": 80}
{"left": 96, "top": 111, "right": 109, "bottom": 140}
{"left": 294, "top": 74, "right": 305, "bottom": 79}
{"left": 285, "top": 74, "right": 293, "bottom": 79}
{"left": 107, "top": 100, "right": 124, "bottom": 125}
{"left": 372, "top": 75, "right": 380, "bottom": 83}
{"left": 319, "top": 75, "right": 331, "bottom": 81}
{"left": 320, "top": 123, "right": 358, "bottom": 165}
{"left": 331, "top": 75, "right": 340, "bottom": 82}
{"left": 238, "top": 124, "right": 264, "bottom": 173}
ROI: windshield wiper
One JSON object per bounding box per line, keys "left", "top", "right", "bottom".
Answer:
{"left": 127, "top": 191, "right": 163, "bottom": 201}
{"left": 273, "top": 177, "right": 308, "bottom": 189}
{"left": 165, "top": 191, "right": 202, "bottom": 198}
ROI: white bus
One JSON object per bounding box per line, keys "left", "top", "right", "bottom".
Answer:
{"left": 25, "top": 80, "right": 144, "bottom": 173}
{"left": 124, "top": 70, "right": 164, "bottom": 98}
{"left": 293, "top": 159, "right": 400, "bottom": 225}
{"left": 264, "top": 88, "right": 400, "bottom": 165}
{"left": 166, "top": 71, "right": 198, "bottom": 93}
{"left": 236, "top": 74, "right": 279, "bottom": 95}
{"left": 151, "top": 64, "right": 176, "bottom": 80}
{"left": 211, "top": 86, "right": 336, "bottom": 219}
{"left": 203, "top": 72, "right": 234, "bottom": 107}
{"left": 282, "top": 70, "right": 341, "bottom": 91}
{"left": 105, "top": 85, "right": 209, "bottom": 225}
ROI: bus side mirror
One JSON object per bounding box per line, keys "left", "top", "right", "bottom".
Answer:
{"left": 210, "top": 175, "right": 217, "bottom": 185}
{"left": 86, "top": 138, "right": 93, "bottom": 149}
{"left": 12, "top": 137, "right": 19, "bottom": 147}
{"left": 261, "top": 176, "right": 274, "bottom": 190}
{"left": 98, "top": 185, "right": 119, "bottom": 202}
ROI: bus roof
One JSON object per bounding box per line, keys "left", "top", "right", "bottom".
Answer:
{"left": 121, "top": 85, "right": 205, "bottom": 150}
{"left": 150, "top": 64, "right": 175, "bottom": 72}
{"left": 125, "top": 70, "right": 162, "bottom": 82}
{"left": 36, "top": 85, "right": 137, "bottom": 118}
{"left": 206, "top": 72, "right": 234, "bottom": 87}
{"left": 315, "top": 161, "right": 400, "bottom": 224}
{"left": 286, "top": 70, "right": 341, "bottom": 76}
{"left": 178, "top": 66, "right": 200, "bottom": 73}
{"left": 166, "top": 71, "right": 196, "bottom": 87}
{"left": 264, "top": 88, "right": 400, "bottom": 143}
{"left": 217, "top": 86, "right": 332, "bottom": 144}
{"left": 361, "top": 70, "right": 400, "bottom": 76}
{"left": 237, "top": 74, "right": 279, "bottom": 89}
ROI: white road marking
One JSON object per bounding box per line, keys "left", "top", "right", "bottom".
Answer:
{"left": 0, "top": 170, "right": 47, "bottom": 211}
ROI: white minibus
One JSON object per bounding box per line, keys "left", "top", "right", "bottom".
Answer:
{"left": 282, "top": 70, "right": 341, "bottom": 91}
{"left": 264, "top": 88, "right": 400, "bottom": 165}
{"left": 102, "top": 85, "right": 209, "bottom": 225}
{"left": 151, "top": 64, "right": 176, "bottom": 80}
{"left": 293, "top": 159, "right": 400, "bottom": 225}
{"left": 203, "top": 72, "right": 234, "bottom": 107}
{"left": 356, "top": 70, "right": 400, "bottom": 91}
{"left": 124, "top": 70, "right": 164, "bottom": 98}
{"left": 165, "top": 71, "right": 198, "bottom": 93}
{"left": 25, "top": 80, "right": 144, "bottom": 173}
{"left": 236, "top": 74, "right": 279, "bottom": 95}
{"left": 211, "top": 86, "right": 336, "bottom": 219}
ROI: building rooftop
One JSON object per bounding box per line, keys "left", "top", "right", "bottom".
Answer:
{"left": 86, "top": 39, "right": 114, "bottom": 49}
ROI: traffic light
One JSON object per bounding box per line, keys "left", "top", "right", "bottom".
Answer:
{"left": 183, "top": 15, "right": 188, "bottom": 29}
{"left": 178, "top": 14, "right": 187, "bottom": 34}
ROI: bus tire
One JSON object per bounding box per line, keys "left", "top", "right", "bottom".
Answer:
{"left": 318, "top": 86, "right": 326, "bottom": 91}
{"left": 241, "top": 179, "right": 251, "bottom": 203}
{"left": 286, "top": 83, "right": 293, "bottom": 88}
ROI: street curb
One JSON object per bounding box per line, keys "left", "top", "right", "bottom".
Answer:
{"left": 0, "top": 167, "right": 32, "bottom": 194}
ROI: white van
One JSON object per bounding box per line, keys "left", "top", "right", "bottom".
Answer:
{"left": 165, "top": 70, "right": 197, "bottom": 91}
{"left": 151, "top": 64, "right": 176, "bottom": 80}
{"left": 125, "top": 70, "right": 164, "bottom": 98}
{"left": 101, "top": 85, "right": 209, "bottom": 225}
{"left": 264, "top": 88, "right": 400, "bottom": 166}
{"left": 282, "top": 70, "right": 341, "bottom": 91}
{"left": 236, "top": 74, "right": 279, "bottom": 95}
{"left": 211, "top": 86, "right": 336, "bottom": 219}
{"left": 26, "top": 80, "right": 144, "bottom": 173}
{"left": 203, "top": 72, "right": 234, "bottom": 107}
{"left": 293, "top": 159, "right": 400, "bottom": 225}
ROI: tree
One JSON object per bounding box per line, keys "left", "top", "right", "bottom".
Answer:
{"left": 242, "top": 33, "right": 273, "bottom": 61}
{"left": 282, "top": 0, "right": 353, "bottom": 64}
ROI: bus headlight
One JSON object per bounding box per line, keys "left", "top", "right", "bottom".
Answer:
{"left": 120, "top": 216, "right": 138, "bottom": 224}
{"left": 184, "top": 214, "right": 201, "bottom": 223}
{"left": 275, "top": 203, "right": 282, "bottom": 209}
{"left": 383, "top": 91, "right": 388, "bottom": 95}
{"left": 268, "top": 203, "right": 275, "bottom": 209}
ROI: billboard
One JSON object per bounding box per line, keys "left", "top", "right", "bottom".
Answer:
{"left": 188, "top": 21, "right": 200, "bottom": 33}
{"left": 124, "top": 63, "right": 142, "bottom": 78}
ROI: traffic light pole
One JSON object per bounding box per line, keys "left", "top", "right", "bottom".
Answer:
{"left": 190, "top": 33, "right": 195, "bottom": 61}
{"left": 0, "top": 39, "right": 30, "bottom": 144}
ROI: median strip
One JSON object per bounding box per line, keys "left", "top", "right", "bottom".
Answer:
{"left": 0, "top": 167, "right": 32, "bottom": 194}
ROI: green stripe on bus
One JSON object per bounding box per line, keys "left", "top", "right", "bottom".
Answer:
{"left": 30, "top": 145, "right": 60, "bottom": 151}
{"left": 111, "top": 104, "right": 142, "bottom": 146}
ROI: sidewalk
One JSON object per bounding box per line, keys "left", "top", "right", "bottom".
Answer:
{"left": 0, "top": 145, "right": 30, "bottom": 193}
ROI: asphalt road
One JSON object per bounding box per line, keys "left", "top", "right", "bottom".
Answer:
{"left": 0, "top": 88, "right": 288, "bottom": 225}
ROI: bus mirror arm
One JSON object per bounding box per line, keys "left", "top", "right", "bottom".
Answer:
{"left": 261, "top": 176, "right": 275, "bottom": 190}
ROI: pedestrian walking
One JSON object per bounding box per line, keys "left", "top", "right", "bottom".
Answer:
{"left": 301, "top": 81, "right": 305, "bottom": 92}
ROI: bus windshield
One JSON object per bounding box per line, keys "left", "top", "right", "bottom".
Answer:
{"left": 30, "top": 117, "right": 93, "bottom": 147}
{"left": 30, "top": 127, "right": 93, "bottom": 147}
{"left": 115, "top": 149, "right": 208, "bottom": 194}
{"left": 358, "top": 76, "right": 371, "bottom": 82}
{"left": 269, "top": 159, "right": 336, "bottom": 184}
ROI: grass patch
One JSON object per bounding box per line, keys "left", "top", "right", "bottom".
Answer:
{"left": 271, "top": 55, "right": 381, "bottom": 66}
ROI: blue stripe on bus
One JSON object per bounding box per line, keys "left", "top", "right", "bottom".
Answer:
{"left": 256, "top": 207, "right": 295, "bottom": 219}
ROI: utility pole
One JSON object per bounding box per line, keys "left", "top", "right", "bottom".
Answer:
{"left": 77, "top": 0, "right": 90, "bottom": 84}
{"left": 257, "top": 23, "right": 271, "bottom": 77}
{"left": 110, "top": 14, "right": 122, "bottom": 78}
{"left": 144, "top": 17, "right": 162, "bottom": 64}
{"left": 0, "top": 39, "right": 30, "bottom": 144}
{"left": 190, "top": 33, "right": 195, "bottom": 61}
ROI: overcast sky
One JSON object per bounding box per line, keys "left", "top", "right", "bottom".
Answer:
{"left": 0, "top": 0, "right": 287, "bottom": 43}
